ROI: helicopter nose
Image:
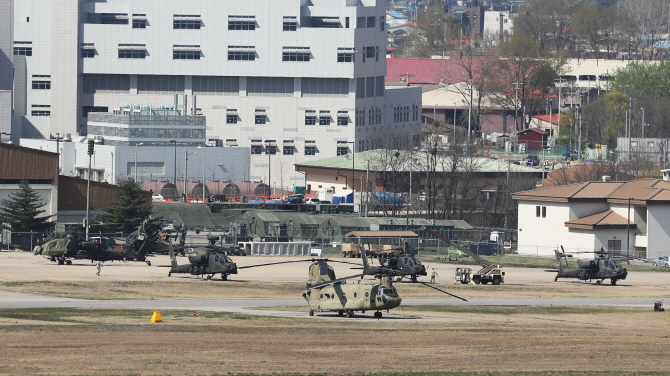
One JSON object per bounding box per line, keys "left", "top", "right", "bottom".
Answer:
{"left": 382, "top": 296, "right": 402, "bottom": 309}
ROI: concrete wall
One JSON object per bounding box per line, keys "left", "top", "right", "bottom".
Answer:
{"left": 646, "top": 205, "right": 670, "bottom": 259}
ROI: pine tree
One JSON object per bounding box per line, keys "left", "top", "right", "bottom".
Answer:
{"left": 104, "top": 178, "right": 152, "bottom": 233}
{"left": 0, "top": 180, "right": 54, "bottom": 232}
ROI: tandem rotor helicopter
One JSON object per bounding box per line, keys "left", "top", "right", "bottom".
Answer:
{"left": 239, "top": 246, "right": 467, "bottom": 318}
{"left": 554, "top": 246, "right": 628, "bottom": 285}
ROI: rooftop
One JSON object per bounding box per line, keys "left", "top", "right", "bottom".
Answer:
{"left": 512, "top": 178, "right": 670, "bottom": 204}
{"left": 295, "top": 149, "right": 542, "bottom": 174}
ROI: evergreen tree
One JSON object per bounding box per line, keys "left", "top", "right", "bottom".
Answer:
{"left": 103, "top": 178, "right": 152, "bottom": 233}
{"left": 0, "top": 180, "right": 54, "bottom": 232}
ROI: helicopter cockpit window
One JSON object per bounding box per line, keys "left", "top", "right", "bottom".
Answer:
{"left": 214, "top": 255, "right": 219, "bottom": 262}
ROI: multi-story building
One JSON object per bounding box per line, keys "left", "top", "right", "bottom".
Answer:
{"left": 7, "top": 0, "right": 422, "bottom": 187}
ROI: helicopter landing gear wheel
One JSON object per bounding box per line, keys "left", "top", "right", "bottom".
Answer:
{"left": 596, "top": 280, "right": 602, "bottom": 285}
{"left": 168, "top": 272, "right": 172, "bottom": 277}
{"left": 58, "top": 259, "right": 64, "bottom": 265}
{"left": 338, "top": 311, "right": 344, "bottom": 317}
{"left": 207, "top": 275, "right": 212, "bottom": 280}
{"left": 374, "top": 311, "right": 382, "bottom": 319}
{"left": 554, "top": 276, "right": 558, "bottom": 282}
{"left": 146, "top": 261, "right": 151, "bottom": 266}
{"left": 611, "top": 279, "right": 617, "bottom": 286}
{"left": 309, "top": 310, "right": 314, "bottom": 316}
{"left": 222, "top": 274, "right": 228, "bottom": 281}
{"left": 66, "top": 260, "right": 72, "bottom": 265}
{"left": 346, "top": 310, "right": 354, "bottom": 318}
{"left": 411, "top": 275, "right": 417, "bottom": 282}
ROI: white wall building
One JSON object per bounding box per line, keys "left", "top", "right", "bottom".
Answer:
{"left": 482, "top": 11, "right": 511, "bottom": 42}
{"left": 20, "top": 136, "right": 250, "bottom": 186}
{"left": 512, "top": 178, "right": 670, "bottom": 259}
{"left": 10, "top": 0, "right": 422, "bottom": 187}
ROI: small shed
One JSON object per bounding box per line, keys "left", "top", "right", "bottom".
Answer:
{"left": 517, "top": 128, "right": 549, "bottom": 151}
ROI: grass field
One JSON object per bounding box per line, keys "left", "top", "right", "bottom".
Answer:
{"left": 1, "top": 306, "right": 669, "bottom": 375}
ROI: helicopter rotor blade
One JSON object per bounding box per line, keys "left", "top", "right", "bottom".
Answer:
{"left": 237, "top": 259, "right": 315, "bottom": 269}
{"left": 306, "top": 273, "right": 369, "bottom": 290}
{"left": 416, "top": 281, "right": 468, "bottom": 302}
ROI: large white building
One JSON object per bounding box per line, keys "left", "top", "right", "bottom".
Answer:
{"left": 4, "top": 0, "right": 422, "bottom": 187}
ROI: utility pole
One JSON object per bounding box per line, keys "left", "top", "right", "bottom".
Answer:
{"left": 85, "top": 139, "right": 94, "bottom": 241}
{"left": 513, "top": 82, "right": 523, "bottom": 133}
{"left": 453, "top": 101, "right": 457, "bottom": 147}
{"left": 641, "top": 107, "right": 645, "bottom": 139}
{"left": 468, "top": 79, "right": 472, "bottom": 143}
{"left": 556, "top": 77, "right": 563, "bottom": 142}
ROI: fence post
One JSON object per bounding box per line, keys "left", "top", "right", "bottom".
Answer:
{"left": 30, "top": 231, "right": 34, "bottom": 253}
{"left": 537, "top": 245, "right": 539, "bottom": 265}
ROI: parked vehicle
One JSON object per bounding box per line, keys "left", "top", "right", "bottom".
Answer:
{"left": 526, "top": 155, "right": 539, "bottom": 166}
{"left": 467, "top": 240, "right": 501, "bottom": 256}
{"left": 282, "top": 196, "right": 303, "bottom": 204}
{"left": 152, "top": 193, "right": 164, "bottom": 202}
{"left": 305, "top": 197, "right": 320, "bottom": 204}
{"left": 310, "top": 243, "right": 323, "bottom": 256}
{"left": 652, "top": 256, "right": 670, "bottom": 267}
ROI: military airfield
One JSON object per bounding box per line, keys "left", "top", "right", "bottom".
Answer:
{"left": 1, "top": 251, "right": 670, "bottom": 375}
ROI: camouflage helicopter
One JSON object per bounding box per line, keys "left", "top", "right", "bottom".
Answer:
{"left": 166, "top": 236, "right": 239, "bottom": 280}
{"left": 244, "top": 250, "right": 466, "bottom": 318}
{"left": 302, "top": 249, "right": 466, "bottom": 318}
{"left": 349, "top": 240, "right": 427, "bottom": 282}
{"left": 39, "top": 232, "right": 153, "bottom": 265}
{"left": 554, "top": 246, "right": 628, "bottom": 285}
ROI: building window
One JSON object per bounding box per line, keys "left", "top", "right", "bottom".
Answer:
{"left": 228, "top": 49, "right": 255, "bottom": 61}
{"left": 542, "top": 206, "right": 546, "bottom": 218}
{"left": 255, "top": 113, "right": 267, "bottom": 124}
{"left": 367, "top": 16, "right": 375, "bottom": 28}
{"left": 173, "top": 15, "right": 201, "bottom": 29}
{"left": 536, "top": 206, "right": 540, "bottom": 217}
{"left": 356, "top": 17, "right": 365, "bottom": 28}
{"left": 31, "top": 110, "right": 50, "bottom": 116}
{"left": 192, "top": 76, "right": 239, "bottom": 96}
{"left": 13, "top": 47, "right": 32, "bottom": 56}
{"left": 337, "top": 112, "right": 349, "bottom": 126}
{"left": 32, "top": 81, "right": 50, "bottom": 90}
{"left": 228, "top": 16, "right": 256, "bottom": 30}
{"left": 173, "top": 47, "right": 201, "bottom": 60}
{"left": 118, "top": 45, "right": 146, "bottom": 59}
{"left": 266, "top": 145, "right": 277, "bottom": 155}
{"left": 282, "top": 51, "right": 310, "bottom": 62}
{"left": 305, "top": 111, "right": 317, "bottom": 125}
{"left": 226, "top": 113, "right": 238, "bottom": 124}
{"left": 337, "top": 146, "right": 348, "bottom": 156}
{"left": 366, "top": 46, "right": 375, "bottom": 59}
{"left": 345, "top": 17, "right": 350, "bottom": 28}
{"left": 305, "top": 144, "right": 316, "bottom": 155}
{"left": 132, "top": 16, "right": 147, "bottom": 28}
{"left": 247, "top": 77, "right": 294, "bottom": 97}
{"left": 283, "top": 16, "right": 297, "bottom": 31}
{"left": 82, "top": 106, "right": 108, "bottom": 117}
{"left": 283, "top": 145, "right": 294, "bottom": 155}
{"left": 81, "top": 47, "right": 95, "bottom": 58}
{"left": 302, "top": 78, "right": 349, "bottom": 98}
{"left": 100, "top": 13, "right": 129, "bottom": 24}
{"left": 337, "top": 48, "right": 354, "bottom": 62}
{"left": 319, "top": 112, "right": 331, "bottom": 126}
{"left": 379, "top": 16, "right": 385, "bottom": 31}
{"left": 251, "top": 145, "right": 263, "bottom": 154}
{"left": 312, "top": 16, "right": 340, "bottom": 28}
{"left": 136, "top": 75, "right": 184, "bottom": 94}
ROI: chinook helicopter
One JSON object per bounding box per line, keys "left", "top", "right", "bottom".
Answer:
{"left": 244, "top": 249, "right": 466, "bottom": 318}
{"left": 554, "top": 246, "right": 628, "bottom": 285}
{"left": 302, "top": 248, "right": 466, "bottom": 318}
{"left": 167, "top": 236, "right": 239, "bottom": 280}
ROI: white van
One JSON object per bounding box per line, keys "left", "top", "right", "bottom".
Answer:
{"left": 310, "top": 243, "right": 323, "bottom": 256}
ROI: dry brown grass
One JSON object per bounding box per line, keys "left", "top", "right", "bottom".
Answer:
{"left": 0, "top": 306, "right": 669, "bottom": 375}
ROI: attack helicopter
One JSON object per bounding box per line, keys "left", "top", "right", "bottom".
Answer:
{"left": 167, "top": 236, "right": 239, "bottom": 280}
{"left": 350, "top": 240, "right": 427, "bottom": 282}
{"left": 554, "top": 246, "right": 628, "bottom": 285}
{"left": 38, "top": 218, "right": 167, "bottom": 265}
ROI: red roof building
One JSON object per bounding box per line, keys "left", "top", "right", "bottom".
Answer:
{"left": 517, "top": 128, "right": 549, "bottom": 151}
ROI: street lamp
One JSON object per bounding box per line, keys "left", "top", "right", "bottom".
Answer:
{"left": 184, "top": 150, "right": 198, "bottom": 202}
{"left": 198, "top": 145, "right": 206, "bottom": 201}
{"left": 347, "top": 141, "right": 355, "bottom": 191}
{"left": 134, "top": 142, "right": 144, "bottom": 182}
{"left": 169, "top": 140, "right": 177, "bottom": 187}
{"left": 265, "top": 140, "right": 273, "bottom": 199}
